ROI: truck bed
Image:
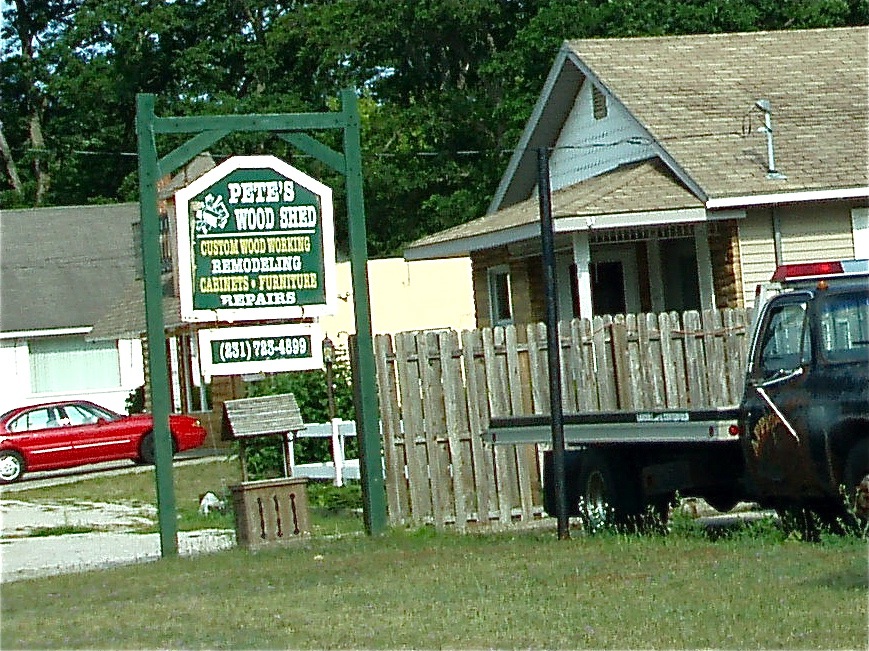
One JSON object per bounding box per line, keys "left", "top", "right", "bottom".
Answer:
{"left": 486, "top": 407, "right": 741, "bottom": 446}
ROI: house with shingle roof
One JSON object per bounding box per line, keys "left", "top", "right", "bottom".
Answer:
{"left": 0, "top": 204, "right": 145, "bottom": 414}
{"left": 404, "top": 27, "right": 869, "bottom": 327}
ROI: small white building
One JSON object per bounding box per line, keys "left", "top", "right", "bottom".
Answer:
{"left": 0, "top": 203, "right": 145, "bottom": 414}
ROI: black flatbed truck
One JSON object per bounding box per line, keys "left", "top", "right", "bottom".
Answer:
{"left": 485, "top": 259, "right": 869, "bottom": 529}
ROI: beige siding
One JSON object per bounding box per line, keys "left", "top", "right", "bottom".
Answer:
{"left": 779, "top": 203, "right": 854, "bottom": 262}
{"left": 738, "top": 203, "right": 857, "bottom": 307}
{"left": 318, "top": 257, "right": 476, "bottom": 341}
{"left": 737, "top": 209, "right": 776, "bottom": 307}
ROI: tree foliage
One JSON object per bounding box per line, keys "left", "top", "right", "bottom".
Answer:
{"left": 2, "top": 0, "right": 866, "bottom": 252}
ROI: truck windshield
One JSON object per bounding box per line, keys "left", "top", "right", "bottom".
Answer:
{"left": 819, "top": 291, "right": 869, "bottom": 363}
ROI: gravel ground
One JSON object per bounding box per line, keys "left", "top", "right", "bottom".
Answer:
{"left": 0, "top": 456, "right": 236, "bottom": 584}
{"left": 0, "top": 527, "right": 236, "bottom": 583}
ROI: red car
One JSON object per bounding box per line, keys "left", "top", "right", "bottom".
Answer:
{"left": 0, "top": 400, "right": 208, "bottom": 484}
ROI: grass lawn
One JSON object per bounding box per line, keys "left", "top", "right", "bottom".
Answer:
{"left": 2, "top": 459, "right": 867, "bottom": 649}
{"left": 1, "top": 526, "right": 866, "bottom": 649}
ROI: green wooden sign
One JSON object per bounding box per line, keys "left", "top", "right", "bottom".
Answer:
{"left": 175, "top": 155, "right": 336, "bottom": 322}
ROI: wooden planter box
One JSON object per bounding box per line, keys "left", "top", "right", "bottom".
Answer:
{"left": 231, "top": 477, "right": 310, "bottom": 549}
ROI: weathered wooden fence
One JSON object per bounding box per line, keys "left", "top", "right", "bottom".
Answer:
{"left": 373, "top": 308, "right": 754, "bottom": 530}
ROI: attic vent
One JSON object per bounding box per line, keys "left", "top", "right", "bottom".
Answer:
{"left": 592, "top": 86, "right": 608, "bottom": 120}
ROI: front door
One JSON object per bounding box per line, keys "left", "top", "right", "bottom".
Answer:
{"left": 590, "top": 244, "right": 640, "bottom": 316}
{"left": 6, "top": 406, "right": 78, "bottom": 469}
{"left": 741, "top": 293, "right": 822, "bottom": 500}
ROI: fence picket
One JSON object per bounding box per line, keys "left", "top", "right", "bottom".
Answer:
{"left": 505, "top": 325, "right": 535, "bottom": 522}
{"left": 484, "top": 327, "right": 514, "bottom": 523}
{"left": 461, "top": 329, "right": 494, "bottom": 524}
{"left": 373, "top": 334, "right": 407, "bottom": 524}
{"left": 394, "top": 332, "right": 432, "bottom": 521}
{"left": 439, "top": 331, "right": 471, "bottom": 530}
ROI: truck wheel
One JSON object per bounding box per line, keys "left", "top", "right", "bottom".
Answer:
{"left": 577, "top": 449, "right": 642, "bottom": 529}
{"left": 844, "top": 439, "right": 869, "bottom": 533}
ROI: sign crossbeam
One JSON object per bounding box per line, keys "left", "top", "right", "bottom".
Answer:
{"left": 153, "top": 113, "right": 346, "bottom": 134}
{"left": 159, "top": 129, "right": 232, "bottom": 178}
{"left": 279, "top": 132, "right": 346, "bottom": 175}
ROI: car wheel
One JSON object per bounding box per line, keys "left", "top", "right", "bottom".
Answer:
{"left": 0, "top": 451, "right": 25, "bottom": 484}
{"left": 139, "top": 432, "right": 155, "bottom": 465}
{"left": 137, "top": 432, "right": 178, "bottom": 465}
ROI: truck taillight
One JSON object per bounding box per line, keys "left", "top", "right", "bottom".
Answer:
{"left": 728, "top": 424, "right": 741, "bottom": 437}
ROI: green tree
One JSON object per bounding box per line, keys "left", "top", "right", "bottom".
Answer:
{"left": 2, "top": 0, "right": 866, "bottom": 247}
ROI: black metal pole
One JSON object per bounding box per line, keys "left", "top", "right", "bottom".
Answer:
{"left": 537, "top": 146, "right": 570, "bottom": 540}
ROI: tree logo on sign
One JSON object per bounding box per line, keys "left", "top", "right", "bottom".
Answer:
{"left": 194, "top": 193, "right": 230, "bottom": 234}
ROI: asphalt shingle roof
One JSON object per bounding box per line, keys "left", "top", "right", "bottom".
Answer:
{"left": 567, "top": 26, "right": 869, "bottom": 199}
{"left": 406, "top": 27, "right": 868, "bottom": 255}
{"left": 0, "top": 203, "right": 141, "bottom": 332}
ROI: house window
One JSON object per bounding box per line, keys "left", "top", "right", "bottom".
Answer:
{"left": 488, "top": 266, "right": 513, "bottom": 325}
{"left": 592, "top": 86, "right": 608, "bottom": 120}
{"left": 29, "top": 336, "right": 121, "bottom": 393}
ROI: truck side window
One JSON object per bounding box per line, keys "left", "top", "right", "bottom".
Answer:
{"left": 819, "top": 291, "right": 869, "bottom": 362}
{"left": 756, "top": 301, "right": 810, "bottom": 379}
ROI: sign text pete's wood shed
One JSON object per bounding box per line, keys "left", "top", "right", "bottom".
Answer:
{"left": 174, "top": 156, "right": 337, "bottom": 322}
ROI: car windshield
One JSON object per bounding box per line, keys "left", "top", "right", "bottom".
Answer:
{"left": 3, "top": 402, "right": 123, "bottom": 433}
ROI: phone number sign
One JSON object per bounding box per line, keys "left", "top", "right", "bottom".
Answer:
{"left": 198, "top": 324, "right": 324, "bottom": 378}
{"left": 175, "top": 155, "right": 336, "bottom": 322}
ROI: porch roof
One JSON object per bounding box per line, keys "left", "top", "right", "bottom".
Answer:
{"left": 405, "top": 158, "right": 702, "bottom": 259}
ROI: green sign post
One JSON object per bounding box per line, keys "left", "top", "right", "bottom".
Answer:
{"left": 136, "top": 91, "right": 388, "bottom": 557}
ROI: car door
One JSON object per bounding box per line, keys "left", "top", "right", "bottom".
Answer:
{"left": 741, "top": 293, "right": 820, "bottom": 500}
{"left": 5, "top": 406, "right": 80, "bottom": 470}
{"left": 60, "top": 403, "right": 137, "bottom": 463}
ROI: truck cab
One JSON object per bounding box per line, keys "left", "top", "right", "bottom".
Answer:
{"left": 740, "top": 259, "right": 869, "bottom": 524}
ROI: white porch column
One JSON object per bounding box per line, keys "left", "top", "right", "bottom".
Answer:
{"left": 852, "top": 207, "right": 869, "bottom": 258}
{"left": 168, "top": 335, "right": 183, "bottom": 412}
{"left": 572, "top": 231, "right": 593, "bottom": 318}
{"left": 694, "top": 223, "right": 716, "bottom": 311}
{"left": 647, "top": 237, "right": 665, "bottom": 312}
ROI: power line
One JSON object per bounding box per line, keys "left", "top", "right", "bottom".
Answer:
{"left": 18, "top": 137, "right": 652, "bottom": 161}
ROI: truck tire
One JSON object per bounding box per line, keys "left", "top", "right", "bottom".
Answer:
{"left": 576, "top": 449, "right": 643, "bottom": 529}
{"left": 844, "top": 439, "right": 869, "bottom": 532}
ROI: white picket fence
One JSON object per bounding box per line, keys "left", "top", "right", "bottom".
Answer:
{"left": 290, "top": 419, "right": 358, "bottom": 485}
